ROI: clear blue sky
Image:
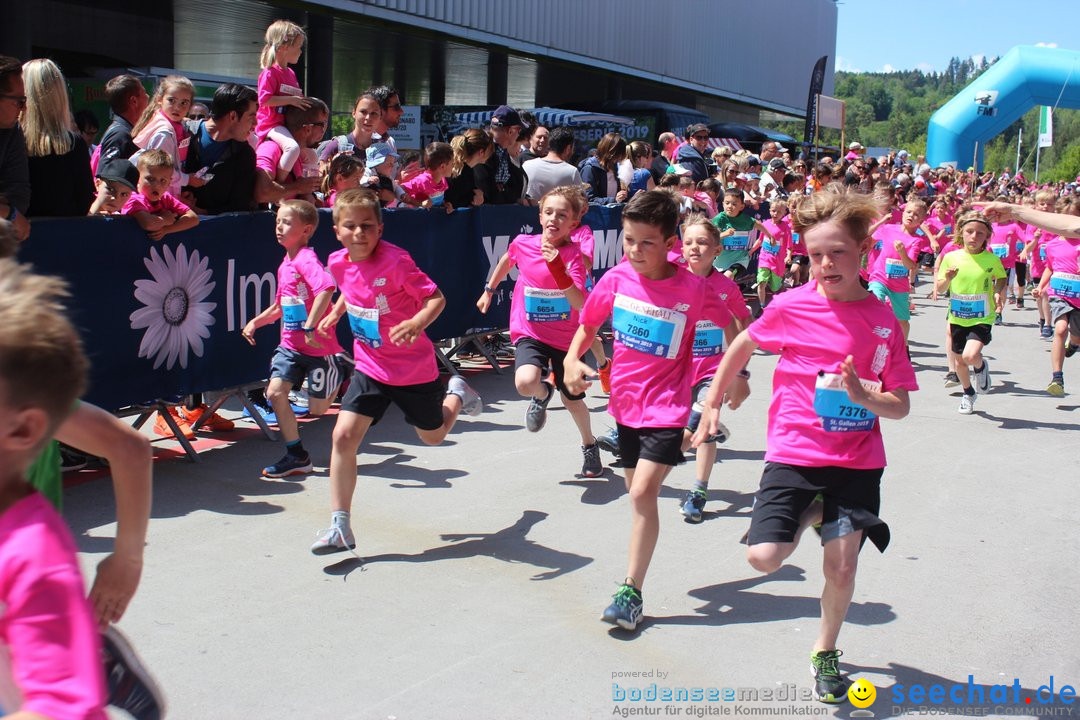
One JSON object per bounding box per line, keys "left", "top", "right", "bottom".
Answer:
{"left": 836, "top": 0, "right": 1080, "bottom": 73}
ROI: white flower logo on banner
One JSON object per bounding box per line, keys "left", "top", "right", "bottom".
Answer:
{"left": 129, "top": 244, "right": 216, "bottom": 370}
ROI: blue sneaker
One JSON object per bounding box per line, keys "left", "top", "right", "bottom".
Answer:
{"left": 680, "top": 489, "right": 707, "bottom": 523}
{"left": 595, "top": 427, "right": 621, "bottom": 458}
{"left": 242, "top": 400, "right": 309, "bottom": 425}
{"left": 602, "top": 583, "right": 643, "bottom": 631}
{"left": 262, "top": 451, "right": 313, "bottom": 478}
{"left": 103, "top": 627, "right": 166, "bottom": 720}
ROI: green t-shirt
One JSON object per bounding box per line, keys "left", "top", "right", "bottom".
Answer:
{"left": 711, "top": 211, "right": 757, "bottom": 271}
{"left": 26, "top": 439, "right": 62, "bottom": 510}
{"left": 938, "top": 249, "right": 1006, "bottom": 326}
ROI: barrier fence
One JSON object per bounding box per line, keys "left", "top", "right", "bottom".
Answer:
{"left": 18, "top": 204, "right": 624, "bottom": 413}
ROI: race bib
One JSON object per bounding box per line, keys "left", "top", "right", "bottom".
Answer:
{"left": 692, "top": 320, "right": 725, "bottom": 357}
{"left": 813, "top": 372, "right": 880, "bottom": 433}
{"left": 346, "top": 303, "right": 381, "bottom": 348}
{"left": 761, "top": 240, "right": 780, "bottom": 257}
{"left": 723, "top": 231, "right": 750, "bottom": 251}
{"left": 990, "top": 244, "right": 1008, "bottom": 259}
{"left": 429, "top": 191, "right": 445, "bottom": 207}
{"left": 612, "top": 294, "right": 686, "bottom": 360}
{"left": 524, "top": 287, "right": 571, "bottom": 322}
{"left": 1040, "top": 245, "right": 1047, "bottom": 262}
{"left": 279, "top": 83, "right": 303, "bottom": 96}
{"left": 885, "top": 257, "right": 908, "bottom": 278}
{"left": 281, "top": 296, "right": 308, "bottom": 331}
{"left": 949, "top": 292, "right": 987, "bottom": 320}
{"left": 1050, "top": 272, "right": 1080, "bottom": 299}
{"left": 177, "top": 137, "right": 190, "bottom": 150}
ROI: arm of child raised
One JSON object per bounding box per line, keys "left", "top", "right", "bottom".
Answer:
{"left": 839, "top": 355, "right": 910, "bottom": 420}
{"left": 389, "top": 288, "right": 446, "bottom": 346}
{"left": 691, "top": 330, "right": 757, "bottom": 448}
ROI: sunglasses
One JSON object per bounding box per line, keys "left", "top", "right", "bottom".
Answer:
{"left": 0, "top": 94, "right": 27, "bottom": 109}
{"left": 387, "top": 103, "right": 403, "bottom": 111}
{"left": 188, "top": 114, "right": 207, "bottom": 120}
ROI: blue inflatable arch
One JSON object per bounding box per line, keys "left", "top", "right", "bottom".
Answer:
{"left": 926, "top": 45, "right": 1080, "bottom": 170}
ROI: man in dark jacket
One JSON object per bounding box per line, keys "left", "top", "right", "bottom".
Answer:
{"left": 674, "top": 123, "right": 711, "bottom": 183}
{"left": 474, "top": 105, "right": 527, "bottom": 205}
{"left": 98, "top": 75, "right": 149, "bottom": 165}
{"left": 183, "top": 84, "right": 259, "bottom": 214}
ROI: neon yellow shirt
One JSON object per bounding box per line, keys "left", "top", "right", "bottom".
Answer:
{"left": 937, "top": 250, "right": 1005, "bottom": 326}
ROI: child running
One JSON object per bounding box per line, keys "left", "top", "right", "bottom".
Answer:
{"left": 563, "top": 190, "right": 733, "bottom": 631}
{"left": 310, "top": 189, "right": 482, "bottom": 554}
{"left": 868, "top": 198, "right": 927, "bottom": 341}
{"left": 693, "top": 188, "right": 918, "bottom": 704}
{"left": 477, "top": 187, "right": 601, "bottom": 477}
{"left": 677, "top": 216, "right": 751, "bottom": 523}
{"left": 257, "top": 20, "right": 311, "bottom": 183}
{"left": 711, "top": 188, "right": 774, "bottom": 281}
{"left": 752, "top": 198, "right": 793, "bottom": 311}
{"left": 242, "top": 200, "right": 349, "bottom": 477}
{"left": 934, "top": 212, "right": 1006, "bottom": 414}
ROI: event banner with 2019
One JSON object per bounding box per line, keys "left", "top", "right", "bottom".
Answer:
{"left": 17, "top": 205, "right": 624, "bottom": 412}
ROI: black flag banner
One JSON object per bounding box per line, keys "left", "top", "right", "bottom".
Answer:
{"left": 803, "top": 55, "right": 828, "bottom": 145}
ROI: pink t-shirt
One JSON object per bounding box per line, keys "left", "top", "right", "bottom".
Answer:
{"left": 122, "top": 191, "right": 191, "bottom": 217}
{"left": 256, "top": 65, "right": 303, "bottom": 138}
{"left": 327, "top": 243, "right": 440, "bottom": 386}
{"left": 277, "top": 246, "right": 343, "bottom": 356}
{"left": 938, "top": 240, "right": 962, "bottom": 257}
{"left": 256, "top": 140, "right": 302, "bottom": 182}
{"left": 988, "top": 222, "right": 1021, "bottom": 269}
{"left": 506, "top": 234, "right": 587, "bottom": 351}
{"left": 926, "top": 215, "right": 953, "bottom": 243}
{"left": 401, "top": 172, "right": 448, "bottom": 206}
{"left": 758, "top": 218, "right": 792, "bottom": 274}
{"left": 690, "top": 270, "right": 750, "bottom": 384}
{"left": 747, "top": 282, "right": 919, "bottom": 469}
{"left": 1029, "top": 230, "right": 1050, "bottom": 278}
{"left": 579, "top": 261, "right": 732, "bottom": 428}
{"left": 1043, "top": 235, "right": 1080, "bottom": 309}
{"left": 693, "top": 191, "right": 718, "bottom": 218}
{"left": 0, "top": 493, "right": 107, "bottom": 719}
{"left": 570, "top": 225, "right": 595, "bottom": 266}
{"left": 869, "top": 224, "right": 920, "bottom": 292}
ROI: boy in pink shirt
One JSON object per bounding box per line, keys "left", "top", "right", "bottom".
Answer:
{"left": 401, "top": 142, "right": 452, "bottom": 209}
{"left": 693, "top": 189, "right": 918, "bottom": 705}
{"left": 477, "top": 187, "right": 601, "bottom": 477}
{"left": 563, "top": 191, "right": 733, "bottom": 631}
{"left": 242, "top": 200, "right": 349, "bottom": 478}
{"left": 868, "top": 198, "right": 927, "bottom": 341}
{"left": 0, "top": 261, "right": 107, "bottom": 718}
{"left": 310, "top": 189, "right": 482, "bottom": 554}
{"left": 122, "top": 149, "right": 199, "bottom": 241}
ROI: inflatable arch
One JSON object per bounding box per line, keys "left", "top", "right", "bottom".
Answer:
{"left": 926, "top": 45, "right": 1080, "bottom": 170}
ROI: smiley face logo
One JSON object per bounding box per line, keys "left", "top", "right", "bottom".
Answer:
{"left": 848, "top": 678, "right": 876, "bottom": 708}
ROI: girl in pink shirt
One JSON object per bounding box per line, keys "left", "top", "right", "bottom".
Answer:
{"left": 478, "top": 188, "right": 600, "bottom": 477}
{"left": 131, "top": 75, "right": 204, "bottom": 197}
{"left": 693, "top": 188, "right": 918, "bottom": 703}
{"left": 257, "top": 20, "right": 310, "bottom": 182}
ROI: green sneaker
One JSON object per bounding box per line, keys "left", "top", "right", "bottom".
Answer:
{"left": 810, "top": 649, "right": 847, "bottom": 703}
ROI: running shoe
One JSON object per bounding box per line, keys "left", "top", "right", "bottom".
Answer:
{"left": 1066, "top": 340, "right": 1077, "bottom": 359}
{"left": 1016, "top": 297, "right": 1025, "bottom": 308}
{"left": 262, "top": 451, "right": 313, "bottom": 478}
{"left": 153, "top": 407, "right": 195, "bottom": 440}
{"left": 447, "top": 375, "right": 483, "bottom": 417}
{"left": 103, "top": 627, "right": 166, "bottom": 720}
{"left": 242, "top": 400, "right": 277, "bottom": 425}
{"left": 581, "top": 442, "right": 603, "bottom": 477}
{"left": 810, "top": 649, "right": 847, "bottom": 704}
{"left": 525, "top": 381, "right": 554, "bottom": 432}
{"left": 958, "top": 393, "right": 976, "bottom": 415}
{"left": 596, "top": 427, "right": 621, "bottom": 458}
{"left": 680, "top": 489, "right": 707, "bottom": 523}
{"left": 995, "top": 314, "right": 1004, "bottom": 326}
{"left": 975, "top": 360, "right": 991, "bottom": 393}
{"left": 288, "top": 387, "right": 310, "bottom": 408}
{"left": 178, "top": 403, "right": 235, "bottom": 431}
{"left": 943, "top": 371, "right": 960, "bottom": 388}
{"left": 59, "top": 444, "right": 88, "bottom": 472}
{"left": 597, "top": 360, "right": 612, "bottom": 394}
{"left": 1047, "top": 378, "right": 1065, "bottom": 397}
{"left": 601, "top": 584, "right": 643, "bottom": 631}
{"left": 310, "top": 523, "right": 356, "bottom": 555}
{"left": 1041, "top": 325, "right": 1054, "bottom": 341}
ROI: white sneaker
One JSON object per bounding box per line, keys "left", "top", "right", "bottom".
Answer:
{"left": 447, "top": 375, "right": 483, "bottom": 417}
{"left": 311, "top": 523, "right": 356, "bottom": 555}
{"left": 958, "top": 393, "right": 976, "bottom": 415}
{"left": 975, "top": 360, "right": 991, "bottom": 393}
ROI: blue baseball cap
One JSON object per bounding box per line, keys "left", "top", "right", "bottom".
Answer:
{"left": 366, "top": 142, "right": 399, "bottom": 169}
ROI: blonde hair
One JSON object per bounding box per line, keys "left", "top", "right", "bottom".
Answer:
{"left": 261, "top": 20, "right": 306, "bottom": 69}
{"left": 791, "top": 186, "right": 885, "bottom": 244}
{"left": 681, "top": 213, "right": 721, "bottom": 244}
{"left": 0, "top": 259, "right": 87, "bottom": 434}
{"left": 279, "top": 199, "right": 319, "bottom": 230}
{"left": 132, "top": 75, "right": 196, "bottom": 138}
{"left": 21, "top": 59, "right": 74, "bottom": 157}
{"left": 1035, "top": 189, "right": 1056, "bottom": 205}
{"left": 136, "top": 148, "right": 173, "bottom": 173}
{"left": 450, "top": 128, "right": 493, "bottom": 175}
{"left": 332, "top": 188, "right": 382, "bottom": 225}
{"left": 539, "top": 186, "right": 585, "bottom": 217}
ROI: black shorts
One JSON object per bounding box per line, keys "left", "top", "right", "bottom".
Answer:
{"left": 949, "top": 323, "right": 992, "bottom": 354}
{"left": 746, "top": 463, "right": 888, "bottom": 552}
{"left": 269, "top": 347, "right": 350, "bottom": 399}
{"left": 1014, "top": 262, "right": 1027, "bottom": 285}
{"left": 339, "top": 370, "right": 445, "bottom": 430}
{"left": 616, "top": 424, "right": 684, "bottom": 469}
{"left": 513, "top": 337, "right": 585, "bottom": 401}
{"left": 918, "top": 251, "right": 935, "bottom": 267}
{"left": 790, "top": 254, "right": 808, "bottom": 265}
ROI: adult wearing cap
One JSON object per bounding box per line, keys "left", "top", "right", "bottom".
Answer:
{"left": 474, "top": 105, "right": 526, "bottom": 205}
{"left": 0, "top": 55, "right": 30, "bottom": 240}
{"left": 254, "top": 99, "right": 326, "bottom": 206}
{"left": 675, "top": 123, "right": 711, "bottom": 183}
{"left": 759, "top": 157, "right": 788, "bottom": 201}
{"left": 89, "top": 157, "right": 140, "bottom": 214}
{"left": 182, "top": 83, "right": 259, "bottom": 214}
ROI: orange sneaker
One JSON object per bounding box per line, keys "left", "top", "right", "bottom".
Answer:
{"left": 178, "top": 404, "right": 235, "bottom": 432}
{"left": 598, "top": 360, "right": 612, "bottom": 394}
{"left": 154, "top": 407, "right": 195, "bottom": 440}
